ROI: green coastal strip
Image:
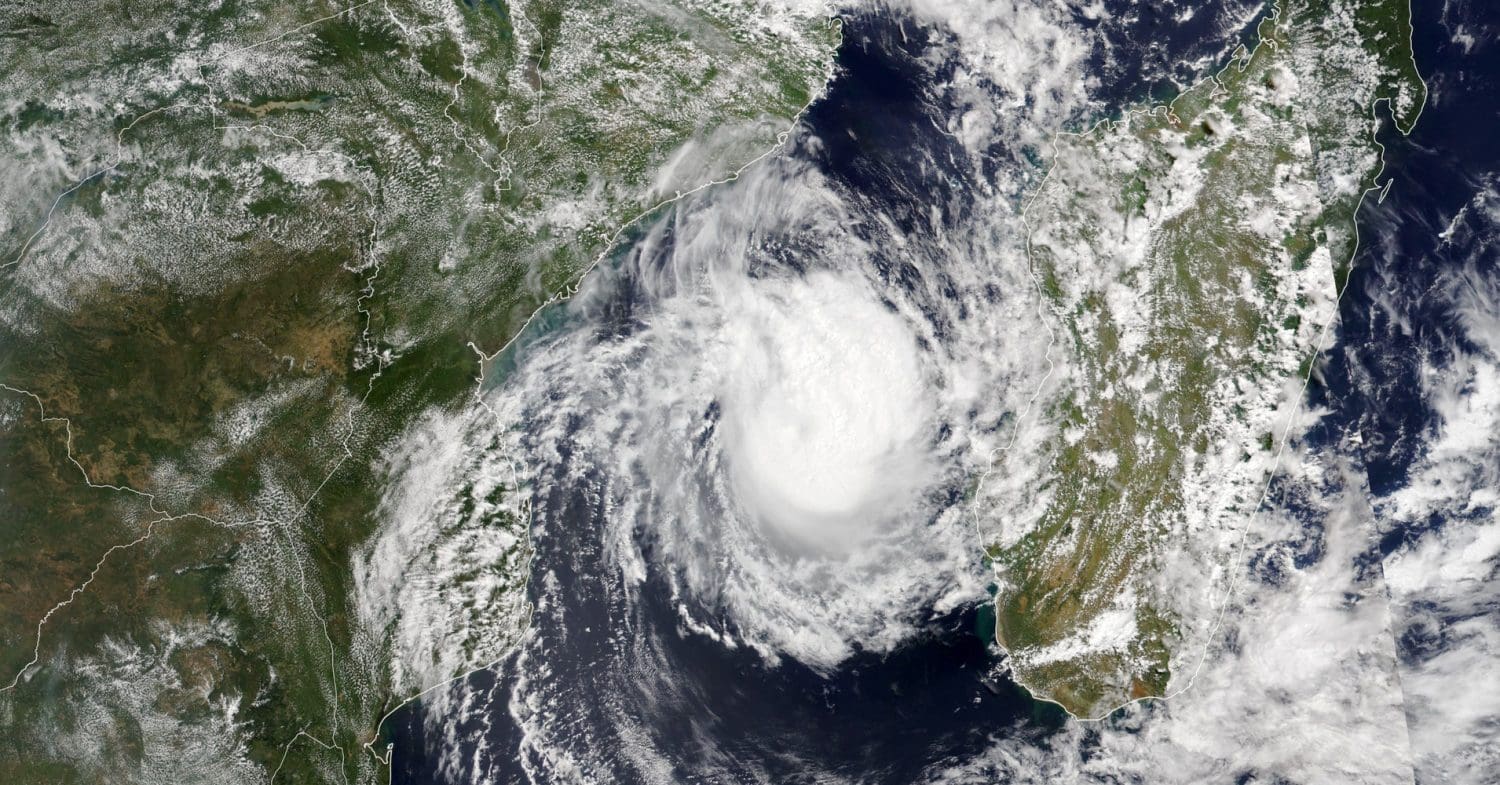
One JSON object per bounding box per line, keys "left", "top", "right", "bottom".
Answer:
{"left": 989, "top": 0, "right": 1424, "bottom": 718}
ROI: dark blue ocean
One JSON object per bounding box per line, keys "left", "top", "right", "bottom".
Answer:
{"left": 386, "top": 1, "right": 1498, "bottom": 781}
{"left": 1332, "top": 0, "right": 1500, "bottom": 688}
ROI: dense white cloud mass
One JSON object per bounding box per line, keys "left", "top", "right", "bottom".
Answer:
{"left": 718, "top": 271, "right": 935, "bottom": 550}
{"left": 368, "top": 3, "right": 1496, "bottom": 783}
{"left": 1375, "top": 181, "right": 1500, "bottom": 784}
{"left": 489, "top": 152, "right": 1024, "bottom": 670}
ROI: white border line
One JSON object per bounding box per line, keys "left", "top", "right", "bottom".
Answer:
{"left": 362, "top": 15, "right": 847, "bottom": 778}
{"left": 973, "top": 0, "right": 1428, "bottom": 722}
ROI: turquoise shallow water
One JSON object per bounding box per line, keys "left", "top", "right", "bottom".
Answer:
{"left": 384, "top": 1, "right": 1464, "bottom": 781}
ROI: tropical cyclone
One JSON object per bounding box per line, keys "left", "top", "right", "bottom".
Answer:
{"left": 981, "top": 0, "right": 1425, "bottom": 718}
{"left": 0, "top": 1, "right": 839, "bottom": 782}
{"left": 721, "top": 271, "right": 936, "bottom": 551}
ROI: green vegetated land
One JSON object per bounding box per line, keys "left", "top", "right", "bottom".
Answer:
{"left": 991, "top": 0, "right": 1423, "bottom": 718}
{"left": 0, "top": 0, "right": 837, "bottom": 781}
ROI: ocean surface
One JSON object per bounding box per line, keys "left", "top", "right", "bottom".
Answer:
{"left": 385, "top": 1, "right": 1495, "bottom": 781}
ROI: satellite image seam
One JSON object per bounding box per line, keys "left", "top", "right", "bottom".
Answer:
{"left": 1, "top": 0, "right": 1495, "bottom": 783}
